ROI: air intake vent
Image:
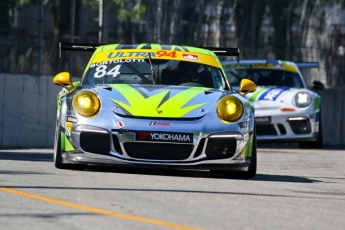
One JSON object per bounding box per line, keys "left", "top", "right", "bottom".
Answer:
{"left": 80, "top": 132, "right": 110, "bottom": 155}
{"left": 124, "top": 143, "right": 193, "bottom": 160}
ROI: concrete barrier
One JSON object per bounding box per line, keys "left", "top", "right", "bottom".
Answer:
{"left": 0, "top": 73, "right": 344, "bottom": 148}
{"left": 318, "top": 89, "right": 345, "bottom": 147}
{"left": 0, "top": 74, "right": 60, "bottom": 148}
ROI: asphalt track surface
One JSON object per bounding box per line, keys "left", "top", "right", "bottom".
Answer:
{"left": 0, "top": 146, "right": 344, "bottom": 230}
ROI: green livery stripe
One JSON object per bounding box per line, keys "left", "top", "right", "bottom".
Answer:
{"left": 248, "top": 88, "right": 266, "bottom": 102}
{"left": 150, "top": 44, "right": 162, "bottom": 50}
{"left": 244, "top": 133, "right": 254, "bottom": 157}
{"left": 183, "top": 47, "right": 212, "bottom": 56}
{"left": 60, "top": 131, "right": 64, "bottom": 150}
{"left": 56, "top": 81, "right": 80, "bottom": 112}
{"left": 314, "top": 95, "right": 321, "bottom": 110}
{"left": 102, "top": 44, "right": 120, "bottom": 51}
{"left": 136, "top": 44, "right": 149, "bottom": 49}
{"left": 60, "top": 131, "right": 75, "bottom": 151}
{"left": 109, "top": 84, "right": 208, "bottom": 117}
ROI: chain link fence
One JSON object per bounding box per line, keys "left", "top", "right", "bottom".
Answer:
{"left": 0, "top": 0, "right": 344, "bottom": 89}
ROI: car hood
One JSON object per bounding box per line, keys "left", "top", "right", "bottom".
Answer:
{"left": 93, "top": 84, "right": 224, "bottom": 119}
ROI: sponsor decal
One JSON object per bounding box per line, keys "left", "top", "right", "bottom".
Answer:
{"left": 258, "top": 87, "right": 289, "bottom": 101}
{"left": 65, "top": 122, "right": 73, "bottom": 134}
{"left": 93, "top": 64, "right": 121, "bottom": 78}
{"left": 136, "top": 131, "right": 193, "bottom": 143}
{"left": 272, "top": 64, "right": 284, "bottom": 68}
{"left": 149, "top": 122, "right": 171, "bottom": 126}
{"left": 107, "top": 50, "right": 177, "bottom": 59}
{"left": 223, "top": 64, "right": 253, "bottom": 69}
{"left": 253, "top": 63, "right": 268, "bottom": 67}
{"left": 117, "top": 121, "right": 125, "bottom": 127}
{"left": 66, "top": 116, "right": 78, "bottom": 123}
{"left": 182, "top": 54, "right": 199, "bottom": 61}
{"left": 255, "top": 116, "right": 271, "bottom": 123}
{"left": 238, "top": 121, "right": 248, "bottom": 128}
{"left": 90, "top": 59, "right": 144, "bottom": 68}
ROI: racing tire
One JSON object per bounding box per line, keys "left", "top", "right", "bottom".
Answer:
{"left": 53, "top": 117, "right": 85, "bottom": 170}
{"left": 211, "top": 127, "right": 257, "bottom": 179}
{"left": 234, "top": 128, "right": 257, "bottom": 179}
{"left": 298, "top": 111, "right": 323, "bottom": 149}
{"left": 53, "top": 119, "right": 65, "bottom": 169}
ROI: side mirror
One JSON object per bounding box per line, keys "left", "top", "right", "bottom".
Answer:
{"left": 238, "top": 79, "right": 257, "bottom": 96}
{"left": 312, "top": 80, "right": 325, "bottom": 91}
{"left": 53, "top": 72, "right": 74, "bottom": 91}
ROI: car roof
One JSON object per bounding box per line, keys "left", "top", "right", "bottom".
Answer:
{"left": 222, "top": 59, "right": 299, "bottom": 73}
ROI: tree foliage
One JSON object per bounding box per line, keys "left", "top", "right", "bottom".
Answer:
{"left": 1, "top": 0, "right": 345, "bottom": 87}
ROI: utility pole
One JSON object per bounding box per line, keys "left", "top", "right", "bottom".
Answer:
{"left": 37, "top": 0, "right": 43, "bottom": 77}
{"left": 69, "top": 0, "right": 76, "bottom": 75}
{"left": 99, "top": 0, "right": 109, "bottom": 44}
{"left": 99, "top": 0, "right": 103, "bottom": 43}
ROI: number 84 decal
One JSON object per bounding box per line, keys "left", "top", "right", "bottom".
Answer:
{"left": 94, "top": 65, "right": 121, "bottom": 78}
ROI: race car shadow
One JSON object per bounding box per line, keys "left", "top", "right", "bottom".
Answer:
{"left": 83, "top": 165, "right": 320, "bottom": 183}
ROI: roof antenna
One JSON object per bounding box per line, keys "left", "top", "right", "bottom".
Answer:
{"left": 147, "top": 52, "right": 156, "bottom": 84}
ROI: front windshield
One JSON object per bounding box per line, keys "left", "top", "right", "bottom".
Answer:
{"left": 81, "top": 59, "right": 227, "bottom": 89}
{"left": 227, "top": 69, "right": 303, "bottom": 88}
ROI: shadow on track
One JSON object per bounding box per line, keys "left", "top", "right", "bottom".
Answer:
{"left": 76, "top": 165, "right": 321, "bottom": 183}
{"left": 0, "top": 150, "right": 321, "bottom": 183}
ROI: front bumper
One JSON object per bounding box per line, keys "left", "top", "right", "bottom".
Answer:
{"left": 255, "top": 112, "right": 320, "bottom": 142}
{"left": 61, "top": 124, "right": 253, "bottom": 171}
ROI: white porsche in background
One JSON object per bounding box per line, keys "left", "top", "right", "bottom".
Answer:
{"left": 222, "top": 60, "right": 325, "bottom": 149}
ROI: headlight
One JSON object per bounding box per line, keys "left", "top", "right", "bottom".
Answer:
{"left": 217, "top": 96, "right": 243, "bottom": 122}
{"left": 294, "top": 92, "right": 312, "bottom": 108}
{"left": 73, "top": 91, "right": 100, "bottom": 117}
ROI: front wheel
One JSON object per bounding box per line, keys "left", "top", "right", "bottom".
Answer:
{"left": 53, "top": 117, "right": 84, "bottom": 170}
{"left": 235, "top": 128, "right": 257, "bottom": 178}
{"left": 53, "top": 119, "right": 65, "bottom": 169}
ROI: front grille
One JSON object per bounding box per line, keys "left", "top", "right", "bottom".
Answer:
{"left": 288, "top": 119, "right": 311, "bottom": 134}
{"left": 256, "top": 124, "right": 277, "bottom": 136}
{"left": 80, "top": 132, "right": 110, "bottom": 154}
{"left": 205, "top": 138, "right": 237, "bottom": 159}
{"left": 124, "top": 142, "right": 194, "bottom": 160}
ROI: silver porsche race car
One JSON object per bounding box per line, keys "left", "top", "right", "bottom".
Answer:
{"left": 52, "top": 43, "right": 257, "bottom": 178}
{"left": 222, "top": 59, "right": 324, "bottom": 149}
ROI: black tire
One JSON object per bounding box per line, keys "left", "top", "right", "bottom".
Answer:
{"left": 298, "top": 111, "right": 323, "bottom": 149}
{"left": 53, "top": 118, "right": 65, "bottom": 169}
{"left": 234, "top": 128, "right": 257, "bottom": 179}
{"left": 53, "top": 117, "right": 85, "bottom": 170}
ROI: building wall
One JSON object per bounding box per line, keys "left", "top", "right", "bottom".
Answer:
{"left": 0, "top": 73, "right": 344, "bottom": 149}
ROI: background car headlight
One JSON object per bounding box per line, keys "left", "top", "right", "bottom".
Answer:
{"left": 73, "top": 91, "right": 100, "bottom": 117}
{"left": 217, "top": 96, "right": 243, "bottom": 122}
{"left": 294, "top": 92, "right": 312, "bottom": 108}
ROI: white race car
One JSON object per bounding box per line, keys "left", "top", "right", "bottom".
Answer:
{"left": 222, "top": 60, "right": 324, "bottom": 148}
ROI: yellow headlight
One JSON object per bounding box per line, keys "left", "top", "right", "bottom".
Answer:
{"left": 73, "top": 91, "right": 100, "bottom": 117}
{"left": 217, "top": 96, "right": 243, "bottom": 122}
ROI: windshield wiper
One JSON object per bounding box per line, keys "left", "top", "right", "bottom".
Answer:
{"left": 147, "top": 52, "right": 156, "bottom": 84}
